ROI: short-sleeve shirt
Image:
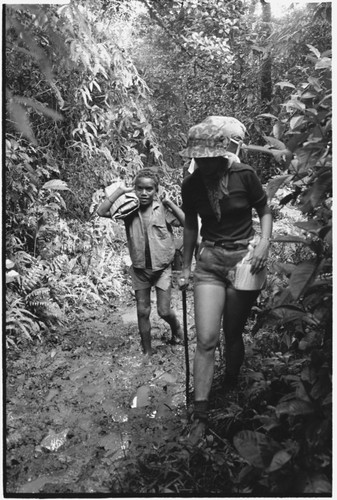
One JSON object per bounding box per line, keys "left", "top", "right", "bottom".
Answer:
{"left": 124, "top": 200, "right": 179, "bottom": 270}
{"left": 181, "top": 163, "right": 267, "bottom": 243}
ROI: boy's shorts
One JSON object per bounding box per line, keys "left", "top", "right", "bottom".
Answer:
{"left": 194, "top": 237, "right": 259, "bottom": 289}
{"left": 129, "top": 266, "right": 172, "bottom": 291}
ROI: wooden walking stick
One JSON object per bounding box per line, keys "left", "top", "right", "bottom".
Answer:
{"left": 182, "top": 289, "right": 190, "bottom": 406}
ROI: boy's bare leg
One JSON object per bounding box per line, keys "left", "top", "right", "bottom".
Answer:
{"left": 156, "top": 286, "right": 183, "bottom": 342}
{"left": 135, "top": 288, "right": 152, "bottom": 355}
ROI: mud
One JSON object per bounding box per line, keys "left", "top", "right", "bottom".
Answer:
{"left": 5, "top": 286, "right": 197, "bottom": 494}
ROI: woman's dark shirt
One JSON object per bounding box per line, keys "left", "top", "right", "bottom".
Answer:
{"left": 181, "top": 163, "right": 267, "bottom": 243}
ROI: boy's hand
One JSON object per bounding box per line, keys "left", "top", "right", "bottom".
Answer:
{"left": 106, "top": 181, "right": 133, "bottom": 197}
{"left": 160, "top": 191, "right": 173, "bottom": 208}
{"left": 111, "top": 181, "right": 133, "bottom": 194}
{"left": 159, "top": 190, "right": 168, "bottom": 202}
{"left": 121, "top": 184, "right": 134, "bottom": 194}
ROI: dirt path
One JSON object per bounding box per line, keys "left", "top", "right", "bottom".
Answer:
{"left": 6, "top": 285, "right": 198, "bottom": 494}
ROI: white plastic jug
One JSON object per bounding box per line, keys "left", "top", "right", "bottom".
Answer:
{"left": 234, "top": 255, "right": 267, "bottom": 291}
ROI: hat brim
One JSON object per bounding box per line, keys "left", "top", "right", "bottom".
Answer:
{"left": 179, "top": 146, "right": 229, "bottom": 158}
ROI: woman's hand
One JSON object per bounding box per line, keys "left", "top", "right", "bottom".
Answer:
{"left": 250, "top": 239, "right": 270, "bottom": 274}
{"left": 178, "top": 268, "right": 191, "bottom": 290}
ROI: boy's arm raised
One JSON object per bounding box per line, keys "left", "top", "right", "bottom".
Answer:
{"left": 160, "top": 195, "right": 185, "bottom": 226}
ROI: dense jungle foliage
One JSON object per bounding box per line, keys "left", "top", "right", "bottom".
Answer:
{"left": 5, "top": 0, "right": 332, "bottom": 495}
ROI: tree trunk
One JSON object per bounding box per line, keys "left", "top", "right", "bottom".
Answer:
{"left": 260, "top": 0, "right": 272, "bottom": 112}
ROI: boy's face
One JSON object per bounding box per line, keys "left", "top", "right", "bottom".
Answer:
{"left": 135, "top": 177, "right": 157, "bottom": 206}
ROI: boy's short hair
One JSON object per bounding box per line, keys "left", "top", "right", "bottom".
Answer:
{"left": 134, "top": 168, "right": 160, "bottom": 190}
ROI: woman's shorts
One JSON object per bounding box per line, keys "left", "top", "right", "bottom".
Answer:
{"left": 194, "top": 237, "right": 258, "bottom": 289}
{"left": 130, "top": 266, "right": 172, "bottom": 291}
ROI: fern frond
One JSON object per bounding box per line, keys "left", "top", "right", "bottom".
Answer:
{"left": 20, "top": 265, "right": 46, "bottom": 293}
{"left": 26, "top": 287, "right": 50, "bottom": 308}
{"left": 6, "top": 296, "right": 40, "bottom": 341}
{"left": 12, "top": 251, "right": 36, "bottom": 272}
{"left": 47, "top": 254, "right": 70, "bottom": 276}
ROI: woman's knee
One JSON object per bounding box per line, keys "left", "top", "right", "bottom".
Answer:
{"left": 196, "top": 331, "right": 219, "bottom": 352}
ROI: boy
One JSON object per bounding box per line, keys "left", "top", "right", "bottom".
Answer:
{"left": 97, "top": 168, "right": 185, "bottom": 357}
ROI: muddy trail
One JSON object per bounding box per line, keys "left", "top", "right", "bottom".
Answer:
{"left": 6, "top": 283, "right": 246, "bottom": 496}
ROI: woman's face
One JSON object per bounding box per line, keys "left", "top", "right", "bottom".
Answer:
{"left": 195, "top": 157, "right": 225, "bottom": 177}
{"left": 135, "top": 177, "right": 157, "bottom": 206}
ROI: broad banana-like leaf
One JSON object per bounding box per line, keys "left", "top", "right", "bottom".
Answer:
{"left": 266, "top": 174, "right": 292, "bottom": 201}
{"left": 276, "top": 399, "right": 314, "bottom": 417}
{"left": 266, "top": 450, "right": 292, "bottom": 472}
{"left": 289, "top": 260, "right": 317, "bottom": 299}
{"left": 234, "top": 430, "right": 281, "bottom": 469}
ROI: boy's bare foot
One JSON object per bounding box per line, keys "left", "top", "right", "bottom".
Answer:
{"left": 142, "top": 352, "right": 153, "bottom": 365}
{"left": 170, "top": 325, "right": 184, "bottom": 345}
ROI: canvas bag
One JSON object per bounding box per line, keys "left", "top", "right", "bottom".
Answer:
{"left": 105, "top": 182, "right": 139, "bottom": 220}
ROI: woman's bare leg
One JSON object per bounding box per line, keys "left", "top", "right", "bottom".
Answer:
{"left": 193, "top": 283, "right": 226, "bottom": 401}
{"left": 223, "top": 288, "right": 259, "bottom": 379}
{"left": 187, "top": 283, "right": 226, "bottom": 444}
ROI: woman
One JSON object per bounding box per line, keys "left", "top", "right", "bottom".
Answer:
{"left": 97, "top": 168, "right": 185, "bottom": 357}
{"left": 178, "top": 116, "right": 273, "bottom": 444}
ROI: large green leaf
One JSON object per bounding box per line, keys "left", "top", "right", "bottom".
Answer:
{"left": 271, "top": 305, "right": 305, "bottom": 324}
{"left": 266, "top": 175, "right": 292, "bottom": 201}
{"left": 263, "top": 135, "right": 286, "bottom": 150}
{"left": 233, "top": 431, "right": 280, "bottom": 469}
{"left": 275, "top": 81, "right": 295, "bottom": 89}
{"left": 290, "top": 115, "right": 305, "bottom": 130}
{"left": 271, "top": 261, "right": 296, "bottom": 276}
{"left": 276, "top": 399, "right": 314, "bottom": 417}
{"left": 303, "top": 474, "right": 332, "bottom": 494}
{"left": 289, "top": 260, "right": 317, "bottom": 300}
{"left": 7, "top": 97, "right": 37, "bottom": 145}
{"left": 15, "top": 96, "right": 63, "bottom": 122}
{"left": 266, "top": 450, "right": 292, "bottom": 472}
{"left": 308, "top": 171, "right": 332, "bottom": 208}
{"left": 42, "top": 180, "right": 69, "bottom": 191}
{"left": 294, "top": 221, "right": 321, "bottom": 234}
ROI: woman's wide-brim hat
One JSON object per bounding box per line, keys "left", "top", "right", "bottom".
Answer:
{"left": 179, "top": 116, "right": 246, "bottom": 158}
